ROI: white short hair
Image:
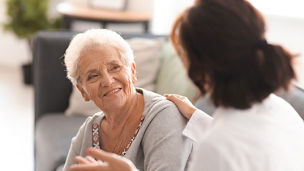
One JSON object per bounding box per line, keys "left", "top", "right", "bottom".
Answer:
{"left": 64, "top": 29, "right": 134, "bottom": 85}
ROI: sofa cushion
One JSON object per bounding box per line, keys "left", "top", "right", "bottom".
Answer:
{"left": 155, "top": 42, "right": 200, "bottom": 102}
{"left": 65, "top": 89, "right": 101, "bottom": 116}
{"left": 130, "top": 38, "right": 164, "bottom": 91}
{"left": 35, "top": 114, "right": 87, "bottom": 171}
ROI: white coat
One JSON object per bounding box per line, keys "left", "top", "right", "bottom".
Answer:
{"left": 183, "top": 94, "right": 304, "bottom": 171}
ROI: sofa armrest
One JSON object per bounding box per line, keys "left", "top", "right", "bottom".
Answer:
{"left": 33, "top": 31, "right": 76, "bottom": 123}
{"left": 276, "top": 85, "right": 304, "bottom": 119}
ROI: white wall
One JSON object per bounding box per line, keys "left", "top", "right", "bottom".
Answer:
{"left": 48, "top": 0, "right": 64, "bottom": 18}
{"left": 265, "top": 15, "right": 304, "bottom": 57}
{"left": 250, "top": 0, "right": 304, "bottom": 19}
{"left": 151, "top": 0, "right": 193, "bottom": 34}
{"left": 127, "top": 0, "right": 153, "bottom": 12}
{"left": 151, "top": 0, "right": 304, "bottom": 57}
{"left": 249, "top": 0, "right": 304, "bottom": 57}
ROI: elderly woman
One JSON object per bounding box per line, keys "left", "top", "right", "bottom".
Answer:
{"left": 62, "top": 29, "right": 192, "bottom": 171}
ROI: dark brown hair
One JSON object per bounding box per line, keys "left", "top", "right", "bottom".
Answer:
{"left": 171, "top": 0, "right": 296, "bottom": 109}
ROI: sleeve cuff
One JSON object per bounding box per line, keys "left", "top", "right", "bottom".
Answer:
{"left": 183, "top": 109, "right": 213, "bottom": 142}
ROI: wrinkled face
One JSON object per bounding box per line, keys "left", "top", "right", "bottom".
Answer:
{"left": 76, "top": 45, "right": 137, "bottom": 111}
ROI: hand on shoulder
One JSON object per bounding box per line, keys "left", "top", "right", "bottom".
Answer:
{"left": 164, "top": 94, "right": 197, "bottom": 120}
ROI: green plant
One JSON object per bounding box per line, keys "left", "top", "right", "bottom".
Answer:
{"left": 3, "top": 0, "right": 62, "bottom": 40}
{"left": 3, "top": 0, "right": 63, "bottom": 85}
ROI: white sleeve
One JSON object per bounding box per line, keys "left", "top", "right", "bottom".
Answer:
{"left": 183, "top": 109, "right": 213, "bottom": 142}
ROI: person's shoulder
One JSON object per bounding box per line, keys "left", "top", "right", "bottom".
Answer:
{"left": 141, "top": 89, "right": 187, "bottom": 128}
{"left": 267, "top": 94, "right": 295, "bottom": 110}
{"left": 266, "top": 94, "right": 302, "bottom": 121}
{"left": 71, "top": 112, "right": 104, "bottom": 144}
{"left": 90, "top": 111, "right": 105, "bottom": 122}
{"left": 79, "top": 112, "right": 105, "bottom": 130}
{"left": 141, "top": 88, "right": 166, "bottom": 103}
{"left": 141, "top": 88, "right": 180, "bottom": 110}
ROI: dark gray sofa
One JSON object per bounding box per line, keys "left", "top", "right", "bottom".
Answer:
{"left": 33, "top": 31, "right": 304, "bottom": 171}
{"left": 33, "top": 31, "right": 86, "bottom": 171}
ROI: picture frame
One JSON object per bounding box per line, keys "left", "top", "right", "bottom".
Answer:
{"left": 89, "top": 0, "right": 128, "bottom": 11}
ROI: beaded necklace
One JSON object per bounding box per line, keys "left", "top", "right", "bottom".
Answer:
{"left": 92, "top": 115, "right": 145, "bottom": 156}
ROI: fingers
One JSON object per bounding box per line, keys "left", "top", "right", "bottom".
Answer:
{"left": 86, "top": 148, "right": 120, "bottom": 164}
{"left": 164, "top": 94, "right": 188, "bottom": 101}
{"left": 85, "top": 156, "right": 96, "bottom": 163}
{"left": 165, "top": 94, "right": 183, "bottom": 102}
{"left": 70, "top": 149, "right": 113, "bottom": 171}
{"left": 164, "top": 94, "right": 196, "bottom": 120}
{"left": 69, "top": 164, "right": 101, "bottom": 171}
{"left": 71, "top": 148, "right": 136, "bottom": 171}
{"left": 164, "top": 94, "right": 182, "bottom": 99}
{"left": 70, "top": 155, "right": 107, "bottom": 171}
{"left": 74, "top": 156, "right": 91, "bottom": 164}
{"left": 164, "top": 94, "right": 190, "bottom": 106}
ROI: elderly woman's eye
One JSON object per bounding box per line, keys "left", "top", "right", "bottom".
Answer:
{"left": 112, "top": 65, "right": 120, "bottom": 70}
{"left": 88, "top": 74, "right": 98, "bottom": 80}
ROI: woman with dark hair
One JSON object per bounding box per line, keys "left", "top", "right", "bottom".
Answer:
{"left": 68, "top": 0, "right": 304, "bottom": 171}
{"left": 167, "top": 0, "right": 304, "bottom": 170}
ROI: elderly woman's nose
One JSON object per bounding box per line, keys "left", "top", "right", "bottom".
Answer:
{"left": 101, "top": 72, "right": 115, "bottom": 86}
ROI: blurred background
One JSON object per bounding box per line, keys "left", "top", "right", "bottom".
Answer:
{"left": 0, "top": 0, "right": 303, "bottom": 170}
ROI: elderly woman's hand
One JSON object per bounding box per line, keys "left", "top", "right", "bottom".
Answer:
{"left": 164, "top": 94, "right": 197, "bottom": 120}
{"left": 69, "top": 148, "right": 138, "bottom": 171}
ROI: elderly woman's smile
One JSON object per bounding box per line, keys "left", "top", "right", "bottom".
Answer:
{"left": 103, "top": 88, "right": 122, "bottom": 97}
{"left": 76, "top": 45, "right": 136, "bottom": 111}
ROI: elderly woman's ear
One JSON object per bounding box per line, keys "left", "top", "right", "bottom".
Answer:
{"left": 131, "top": 62, "right": 137, "bottom": 84}
{"left": 76, "top": 84, "right": 90, "bottom": 101}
